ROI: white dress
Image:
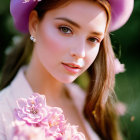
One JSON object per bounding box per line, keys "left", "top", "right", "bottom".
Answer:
{"left": 0, "top": 66, "right": 100, "bottom": 140}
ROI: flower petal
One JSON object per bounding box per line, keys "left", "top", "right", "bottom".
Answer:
{"left": 16, "top": 98, "right": 27, "bottom": 109}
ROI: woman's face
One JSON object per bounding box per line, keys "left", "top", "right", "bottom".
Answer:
{"left": 31, "top": 0, "right": 107, "bottom": 83}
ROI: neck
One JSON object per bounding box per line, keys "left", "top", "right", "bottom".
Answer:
{"left": 25, "top": 49, "right": 65, "bottom": 100}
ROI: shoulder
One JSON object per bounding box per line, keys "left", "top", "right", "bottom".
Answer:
{"left": 0, "top": 86, "right": 15, "bottom": 139}
{"left": 0, "top": 86, "right": 12, "bottom": 110}
{"left": 0, "top": 85, "right": 16, "bottom": 119}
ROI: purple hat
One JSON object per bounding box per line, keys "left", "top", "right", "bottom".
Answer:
{"left": 10, "top": 0, "right": 134, "bottom": 33}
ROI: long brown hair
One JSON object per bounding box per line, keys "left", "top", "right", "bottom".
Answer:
{"left": 0, "top": 0, "right": 122, "bottom": 140}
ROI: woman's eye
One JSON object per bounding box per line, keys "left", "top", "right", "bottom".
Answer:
{"left": 58, "top": 26, "right": 72, "bottom": 34}
{"left": 88, "top": 37, "right": 99, "bottom": 44}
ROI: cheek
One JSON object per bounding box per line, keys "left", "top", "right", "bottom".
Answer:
{"left": 38, "top": 24, "right": 67, "bottom": 54}
{"left": 86, "top": 45, "right": 100, "bottom": 66}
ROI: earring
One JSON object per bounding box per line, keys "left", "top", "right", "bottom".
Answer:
{"left": 30, "top": 35, "right": 36, "bottom": 42}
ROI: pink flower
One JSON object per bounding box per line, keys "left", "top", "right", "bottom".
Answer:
{"left": 114, "top": 58, "right": 125, "bottom": 74}
{"left": 115, "top": 102, "right": 127, "bottom": 116}
{"left": 63, "top": 124, "right": 86, "bottom": 140}
{"left": 12, "top": 122, "right": 46, "bottom": 140}
{"left": 15, "top": 93, "right": 48, "bottom": 125}
{"left": 44, "top": 107, "right": 66, "bottom": 138}
{"left": 13, "top": 93, "right": 86, "bottom": 139}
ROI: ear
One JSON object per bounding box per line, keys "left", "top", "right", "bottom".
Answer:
{"left": 29, "top": 10, "right": 39, "bottom": 37}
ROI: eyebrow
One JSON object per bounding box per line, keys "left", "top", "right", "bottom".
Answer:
{"left": 55, "top": 17, "right": 104, "bottom": 36}
{"left": 55, "top": 17, "right": 80, "bottom": 28}
{"left": 91, "top": 31, "right": 103, "bottom": 36}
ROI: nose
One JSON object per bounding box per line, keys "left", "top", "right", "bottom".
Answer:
{"left": 70, "top": 37, "right": 86, "bottom": 59}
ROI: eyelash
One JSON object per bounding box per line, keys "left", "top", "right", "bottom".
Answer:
{"left": 88, "top": 37, "right": 100, "bottom": 44}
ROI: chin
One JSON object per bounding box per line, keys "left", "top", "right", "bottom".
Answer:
{"left": 56, "top": 75, "right": 78, "bottom": 84}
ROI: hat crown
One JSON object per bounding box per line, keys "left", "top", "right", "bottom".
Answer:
{"left": 10, "top": 0, "right": 134, "bottom": 33}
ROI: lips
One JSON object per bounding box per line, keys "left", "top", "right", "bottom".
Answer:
{"left": 62, "top": 62, "right": 82, "bottom": 74}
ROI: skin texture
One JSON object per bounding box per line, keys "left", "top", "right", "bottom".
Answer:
{"left": 26, "top": 1, "right": 107, "bottom": 102}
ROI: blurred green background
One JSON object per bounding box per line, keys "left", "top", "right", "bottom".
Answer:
{"left": 0, "top": 0, "right": 140, "bottom": 139}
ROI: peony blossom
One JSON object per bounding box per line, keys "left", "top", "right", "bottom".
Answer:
{"left": 63, "top": 124, "right": 86, "bottom": 140}
{"left": 12, "top": 122, "right": 46, "bottom": 140}
{"left": 114, "top": 58, "right": 125, "bottom": 74}
{"left": 13, "top": 93, "right": 86, "bottom": 140}
{"left": 115, "top": 102, "right": 127, "bottom": 116}
{"left": 44, "top": 107, "right": 66, "bottom": 138}
{"left": 15, "top": 93, "right": 48, "bottom": 126}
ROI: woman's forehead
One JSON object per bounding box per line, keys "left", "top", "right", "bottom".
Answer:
{"left": 49, "top": 0, "right": 106, "bottom": 16}
{"left": 42, "top": 1, "right": 107, "bottom": 33}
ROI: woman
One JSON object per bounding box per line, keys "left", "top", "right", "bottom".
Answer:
{"left": 0, "top": 0, "right": 133, "bottom": 140}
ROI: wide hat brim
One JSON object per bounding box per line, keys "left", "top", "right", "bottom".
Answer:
{"left": 10, "top": 0, "right": 38, "bottom": 33}
{"left": 10, "top": 0, "right": 134, "bottom": 33}
{"left": 108, "top": 0, "right": 134, "bottom": 31}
